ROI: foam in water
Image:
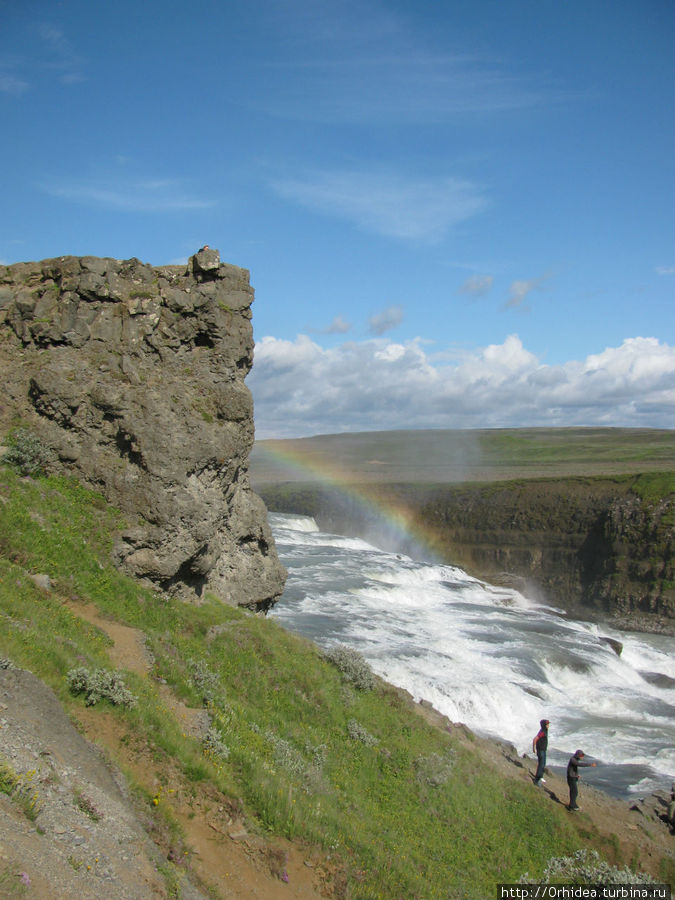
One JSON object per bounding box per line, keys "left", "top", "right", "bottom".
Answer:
{"left": 269, "top": 512, "right": 319, "bottom": 533}
{"left": 269, "top": 513, "right": 675, "bottom": 799}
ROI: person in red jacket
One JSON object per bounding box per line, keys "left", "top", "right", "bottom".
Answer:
{"left": 567, "top": 749, "right": 597, "bottom": 810}
{"left": 532, "top": 719, "right": 549, "bottom": 785}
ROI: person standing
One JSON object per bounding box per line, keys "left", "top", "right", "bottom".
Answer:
{"left": 566, "top": 749, "right": 596, "bottom": 810}
{"left": 532, "top": 719, "right": 550, "bottom": 785}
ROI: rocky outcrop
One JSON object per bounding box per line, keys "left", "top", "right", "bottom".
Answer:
{"left": 0, "top": 249, "right": 286, "bottom": 610}
{"left": 419, "top": 479, "right": 675, "bottom": 633}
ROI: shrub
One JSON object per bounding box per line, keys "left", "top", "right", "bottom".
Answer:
{"left": 0, "top": 758, "right": 40, "bottom": 821}
{"left": 1, "top": 429, "right": 55, "bottom": 477}
{"left": 188, "top": 657, "right": 221, "bottom": 705}
{"left": 413, "top": 751, "right": 456, "bottom": 787}
{"left": 66, "top": 666, "right": 137, "bottom": 708}
{"left": 324, "top": 644, "right": 376, "bottom": 691}
{"left": 522, "top": 849, "right": 658, "bottom": 885}
{"left": 254, "top": 727, "right": 326, "bottom": 793}
{"left": 203, "top": 725, "right": 230, "bottom": 762}
{"left": 347, "top": 719, "right": 379, "bottom": 747}
{"left": 74, "top": 788, "right": 102, "bottom": 821}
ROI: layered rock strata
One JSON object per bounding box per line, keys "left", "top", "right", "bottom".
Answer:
{"left": 418, "top": 480, "right": 675, "bottom": 634}
{"left": 0, "top": 249, "right": 286, "bottom": 610}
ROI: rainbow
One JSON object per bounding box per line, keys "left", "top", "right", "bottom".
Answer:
{"left": 253, "top": 440, "right": 449, "bottom": 561}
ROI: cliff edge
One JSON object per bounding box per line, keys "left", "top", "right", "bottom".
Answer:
{"left": 0, "top": 248, "right": 286, "bottom": 610}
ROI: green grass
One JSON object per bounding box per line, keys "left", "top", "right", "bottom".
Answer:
{"left": 0, "top": 465, "right": 623, "bottom": 898}
{"left": 0, "top": 757, "right": 40, "bottom": 822}
{"left": 631, "top": 472, "right": 675, "bottom": 502}
{"left": 251, "top": 427, "right": 675, "bottom": 485}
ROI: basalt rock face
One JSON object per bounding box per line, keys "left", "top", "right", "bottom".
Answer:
{"left": 0, "top": 249, "right": 286, "bottom": 610}
{"left": 418, "top": 480, "right": 675, "bottom": 634}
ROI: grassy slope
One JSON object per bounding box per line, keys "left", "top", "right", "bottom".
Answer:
{"left": 0, "top": 466, "right": 668, "bottom": 898}
{"left": 250, "top": 427, "right": 675, "bottom": 485}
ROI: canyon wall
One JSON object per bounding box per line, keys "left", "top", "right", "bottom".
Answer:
{"left": 0, "top": 249, "right": 286, "bottom": 610}
{"left": 257, "top": 478, "right": 675, "bottom": 634}
{"left": 419, "top": 478, "right": 675, "bottom": 634}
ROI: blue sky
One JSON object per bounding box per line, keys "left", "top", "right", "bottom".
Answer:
{"left": 2, "top": 0, "right": 674, "bottom": 438}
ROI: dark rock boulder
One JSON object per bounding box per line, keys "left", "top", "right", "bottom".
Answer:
{"left": 600, "top": 636, "right": 623, "bottom": 657}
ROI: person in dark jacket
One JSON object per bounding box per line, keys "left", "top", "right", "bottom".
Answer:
{"left": 532, "top": 719, "right": 550, "bottom": 785}
{"left": 566, "top": 749, "right": 596, "bottom": 810}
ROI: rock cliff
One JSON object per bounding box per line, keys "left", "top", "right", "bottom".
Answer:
{"left": 0, "top": 249, "right": 286, "bottom": 610}
{"left": 419, "top": 479, "right": 675, "bottom": 634}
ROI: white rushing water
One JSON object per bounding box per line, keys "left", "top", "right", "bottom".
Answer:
{"left": 268, "top": 512, "right": 675, "bottom": 800}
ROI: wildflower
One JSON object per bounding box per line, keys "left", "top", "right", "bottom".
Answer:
{"left": 20, "top": 872, "right": 31, "bottom": 885}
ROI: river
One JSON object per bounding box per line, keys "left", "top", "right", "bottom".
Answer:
{"left": 268, "top": 512, "right": 675, "bottom": 800}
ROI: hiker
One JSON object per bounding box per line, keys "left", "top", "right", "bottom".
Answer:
{"left": 532, "top": 718, "right": 549, "bottom": 785}
{"left": 566, "top": 749, "right": 596, "bottom": 811}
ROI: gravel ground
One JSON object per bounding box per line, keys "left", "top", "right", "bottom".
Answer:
{"left": 0, "top": 667, "right": 205, "bottom": 900}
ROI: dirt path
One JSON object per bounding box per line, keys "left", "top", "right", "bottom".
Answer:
{"left": 0, "top": 667, "right": 175, "bottom": 900}
{"left": 68, "top": 602, "right": 332, "bottom": 899}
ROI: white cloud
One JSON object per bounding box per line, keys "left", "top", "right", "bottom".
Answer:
{"left": 368, "top": 304, "right": 403, "bottom": 335}
{"left": 61, "top": 72, "right": 86, "bottom": 85}
{"left": 39, "top": 175, "right": 214, "bottom": 213}
{"left": 249, "top": 333, "right": 675, "bottom": 438}
{"left": 0, "top": 74, "right": 29, "bottom": 95}
{"left": 375, "top": 343, "right": 406, "bottom": 362}
{"left": 259, "top": 53, "right": 550, "bottom": 125}
{"left": 250, "top": 2, "right": 560, "bottom": 125}
{"left": 270, "top": 170, "right": 487, "bottom": 243}
{"left": 0, "top": 23, "right": 84, "bottom": 96}
{"left": 458, "top": 274, "right": 494, "bottom": 297}
{"left": 316, "top": 315, "right": 352, "bottom": 335}
{"left": 38, "top": 23, "right": 85, "bottom": 84}
{"left": 505, "top": 275, "right": 549, "bottom": 309}
{"left": 656, "top": 265, "right": 675, "bottom": 275}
